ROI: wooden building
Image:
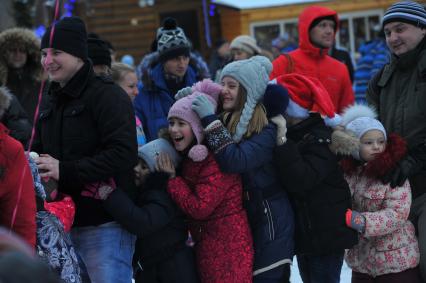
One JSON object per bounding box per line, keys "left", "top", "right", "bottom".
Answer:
{"left": 71, "top": 0, "right": 425, "bottom": 62}
{"left": 214, "top": 0, "right": 426, "bottom": 55}
{"left": 77, "top": 0, "right": 222, "bottom": 63}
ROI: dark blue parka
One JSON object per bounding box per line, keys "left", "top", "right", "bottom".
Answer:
{"left": 134, "top": 63, "right": 199, "bottom": 142}
{"left": 202, "top": 119, "right": 295, "bottom": 277}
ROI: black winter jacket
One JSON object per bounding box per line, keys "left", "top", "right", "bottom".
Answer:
{"left": 33, "top": 61, "right": 137, "bottom": 226}
{"left": 0, "top": 88, "right": 31, "bottom": 146}
{"left": 104, "top": 172, "right": 190, "bottom": 265}
{"left": 274, "top": 114, "right": 358, "bottom": 255}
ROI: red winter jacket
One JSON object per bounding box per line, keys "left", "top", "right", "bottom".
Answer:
{"left": 270, "top": 6, "right": 354, "bottom": 113}
{"left": 168, "top": 153, "right": 253, "bottom": 283}
{"left": 0, "top": 123, "right": 36, "bottom": 247}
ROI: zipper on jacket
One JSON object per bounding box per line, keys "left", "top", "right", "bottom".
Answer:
{"left": 263, "top": 200, "right": 275, "bottom": 241}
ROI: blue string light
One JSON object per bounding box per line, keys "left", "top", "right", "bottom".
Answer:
{"left": 61, "top": 0, "right": 75, "bottom": 18}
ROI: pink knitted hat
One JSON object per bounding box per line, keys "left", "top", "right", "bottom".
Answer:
{"left": 168, "top": 79, "right": 222, "bottom": 161}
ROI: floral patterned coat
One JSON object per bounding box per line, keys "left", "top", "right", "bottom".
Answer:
{"left": 342, "top": 134, "right": 419, "bottom": 277}
{"left": 168, "top": 152, "right": 253, "bottom": 283}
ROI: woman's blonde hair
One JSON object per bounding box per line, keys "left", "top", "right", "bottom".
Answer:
{"left": 111, "top": 62, "right": 135, "bottom": 84}
{"left": 224, "top": 85, "right": 268, "bottom": 139}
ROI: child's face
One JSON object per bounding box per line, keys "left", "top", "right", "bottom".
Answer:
{"left": 168, "top": 117, "right": 195, "bottom": 153}
{"left": 134, "top": 159, "right": 150, "bottom": 186}
{"left": 359, "top": 130, "right": 386, "bottom": 162}
{"left": 221, "top": 76, "right": 240, "bottom": 111}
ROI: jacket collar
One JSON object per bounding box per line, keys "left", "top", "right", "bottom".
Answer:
{"left": 340, "top": 133, "right": 407, "bottom": 178}
{"left": 50, "top": 60, "right": 93, "bottom": 98}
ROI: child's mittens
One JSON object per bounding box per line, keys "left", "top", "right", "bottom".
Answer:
{"left": 192, "top": 95, "right": 215, "bottom": 119}
{"left": 345, "top": 209, "right": 366, "bottom": 233}
{"left": 175, "top": 86, "right": 193, "bottom": 100}
{"left": 82, "top": 178, "right": 116, "bottom": 200}
{"left": 270, "top": 114, "right": 287, "bottom": 145}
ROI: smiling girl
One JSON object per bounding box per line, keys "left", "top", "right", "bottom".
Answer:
{"left": 162, "top": 79, "right": 253, "bottom": 283}
{"left": 191, "top": 56, "right": 295, "bottom": 282}
{"left": 331, "top": 104, "right": 420, "bottom": 282}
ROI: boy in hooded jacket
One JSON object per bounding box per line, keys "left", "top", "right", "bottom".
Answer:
{"left": 102, "top": 138, "right": 199, "bottom": 283}
{"left": 270, "top": 73, "right": 357, "bottom": 283}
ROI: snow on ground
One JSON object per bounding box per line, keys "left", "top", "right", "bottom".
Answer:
{"left": 290, "top": 256, "right": 352, "bottom": 283}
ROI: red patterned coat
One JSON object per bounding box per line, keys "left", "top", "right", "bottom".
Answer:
{"left": 168, "top": 152, "right": 253, "bottom": 283}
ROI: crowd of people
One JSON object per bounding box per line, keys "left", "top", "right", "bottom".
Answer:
{"left": 0, "top": 1, "right": 425, "bottom": 283}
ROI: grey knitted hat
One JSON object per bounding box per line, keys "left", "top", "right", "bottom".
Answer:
{"left": 230, "top": 35, "right": 261, "bottom": 55}
{"left": 138, "top": 138, "right": 181, "bottom": 172}
{"left": 341, "top": 104, "right": 387, "bottom": 160}
{"left": 156, "top": 18, "right": 191, "bottom": 62}
{"left": 220, "top": 55, "right": 272, "bottom": 142}
{"left": 382, "top": 1, "right": 426, "bottom": 28}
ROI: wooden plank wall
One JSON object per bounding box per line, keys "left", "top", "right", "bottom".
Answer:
{"left": 80, "top": 0, "right": 222, "bottom": 64}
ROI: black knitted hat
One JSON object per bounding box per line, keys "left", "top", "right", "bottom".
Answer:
{"left": 41, "top": 16, "right": 88, "bottom": 60}
{"left": 156, "top": 18, "right": 191, "bottom": 62}
{"left": 88, "top": 37, "right": 111, "bottom": 67}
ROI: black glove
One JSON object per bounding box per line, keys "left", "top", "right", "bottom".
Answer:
{"left": 382, "top": 155, "right": 423, "bottom": 188}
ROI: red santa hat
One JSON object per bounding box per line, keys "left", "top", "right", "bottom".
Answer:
{"left": 272, "top": 73, "right": 341, "bottom": 127}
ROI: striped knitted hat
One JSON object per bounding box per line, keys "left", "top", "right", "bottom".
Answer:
{"left": 382, "top": 1, "right": 426, "bottom": 28}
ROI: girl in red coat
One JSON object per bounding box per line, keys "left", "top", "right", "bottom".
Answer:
{"left": 159, "top": 79, "right": 253, "bottom": 283}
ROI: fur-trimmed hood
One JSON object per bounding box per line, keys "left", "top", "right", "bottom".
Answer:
{"left": 136, "top": 50, "right": 210, "bottom": 89}
{"left": 0, "top": 28, "right": 42, "bottom": 85}
{"left": 337, "top": 132, "right": 407, "bottom": 178}
{"left": 0, "top": 86, "right": 12, "bottom": 119}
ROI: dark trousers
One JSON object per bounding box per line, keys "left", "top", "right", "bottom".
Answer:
{"left": 253, "top": 263, "right": 290, "bottom": 283}
{"left": 352, "top": 267, "right": 420, "bottom": 283}
{"left": 134, "top": 247, "right": 199, "bottom": 283}
{"left": 297, "top": 251, "right": 344, "bottom": 283}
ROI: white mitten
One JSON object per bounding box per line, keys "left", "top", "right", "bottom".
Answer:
{"left": 270, "top": 115, "right": 287, "bottom": 145}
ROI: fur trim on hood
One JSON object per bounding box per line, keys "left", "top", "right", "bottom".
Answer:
{"left": 0, "top": 86, "right": 12, "bottom": 119}
{"left": 329, "top": 125, "right": 360, "bottom": 156}
{"left": 136, "top": 51, "right": 210, "bottom": 89}
{"left": 0, "top": 28, "right": 42, "bottom": 85}
{"left": 340, "top": 133, "right": 407, "bottom": 178}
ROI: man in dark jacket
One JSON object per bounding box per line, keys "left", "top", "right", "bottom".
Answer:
{"left": 0, "top": 28, "right": 43, "bottom": 123}
{"left": 366, "top": 1, "right": 426, "bottom": 281}
{"left": 0, "top": 86, "right": 31, "bottom": 146}
{"left": 33, "top": 16, "right": 137, "bottom": 283}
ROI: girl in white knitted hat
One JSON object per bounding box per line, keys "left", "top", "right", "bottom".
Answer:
{"left": 331, "top": 104, "right": 420, "bottom": 282}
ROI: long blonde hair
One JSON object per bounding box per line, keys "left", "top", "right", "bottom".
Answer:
{"left": 223, "top": 85, "right": 268, "bottom": 139}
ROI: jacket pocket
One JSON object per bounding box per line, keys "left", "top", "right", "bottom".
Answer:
{"left": 374, "top": 223, "right": 416, "bottom": 252}
{"left": 359, "top": 187, "right": 387, "bottom": 211}
{"left": 63, "top": 105, "right": 86, "bottom": 138}
{"left": 415, "top": 83, "right": 426, "bottom": 116}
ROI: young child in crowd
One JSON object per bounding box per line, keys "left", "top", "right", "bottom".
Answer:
{"left": 331, "top": 104, "right": 420, "bottom": 282}
{"left": 111, "top": 62, "right": 146, "bottom": 149}
{"left": 161, "top": 79, "right": 253, "bottom": 283}
{"left": 102, "top": 138, "right": 199, "bottom": 283}
{"left": 190, "top": 56, "right": 294, "bottom": 282}
{"left": 270, "top": 73, "right": 358, "bottom": 283}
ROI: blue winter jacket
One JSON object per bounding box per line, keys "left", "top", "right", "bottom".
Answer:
{"left": 134, "top": 63, "right": 199, "bottom": 141}
{"left": 203, "top": 120, "right": 295, "bottom": 277}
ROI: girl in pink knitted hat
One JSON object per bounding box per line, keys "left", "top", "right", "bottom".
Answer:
{"left": 159, "top": 79, "right": 254, "bottom": 283}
